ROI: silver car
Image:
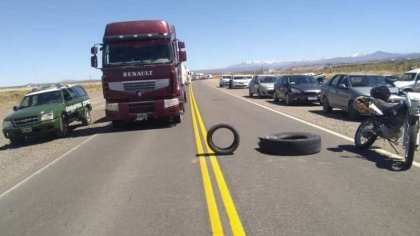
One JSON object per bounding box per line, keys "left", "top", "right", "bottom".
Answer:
{"left": 320, "top": 73, "right": 398, "bottom": 119}
{"left": 219, "top": 75, "right": 232, "bottom": 87}
{"left": 248, "top": 75, "right": 278, "bottom": 97}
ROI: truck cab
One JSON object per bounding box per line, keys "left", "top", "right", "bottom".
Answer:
{"left": 90, "top": 20, "right": 187, "bottom": 127}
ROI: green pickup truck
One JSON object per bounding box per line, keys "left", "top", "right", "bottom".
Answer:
{"left": 2, "top": 84, "right": 92, "bottom": 145}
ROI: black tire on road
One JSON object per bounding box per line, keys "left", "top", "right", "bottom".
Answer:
{"left": 354, "top": 119, "right": 377, "bottom": 149}
{"left": 207, "top": 123, "right": 240, "bottom": 155}
{"left": 81, "top": 107, "right": 92, "bottom": 126}
{"left": 403, "top": 117, "right": 418, "bottom": 170}
{"left": 258, "top": 132, "right": 321, "bottom": 155}
{"left": 56, "top": 115, "right": 69, "bottom": 138}
{"left": 322, "top": 97, "right": 332, "bottom": 113}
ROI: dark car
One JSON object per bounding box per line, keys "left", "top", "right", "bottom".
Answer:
{"left": 273, "top": 75, "right": 322, "bottom": 105}
{"left": 320, "top": 73, "right": 398, "bottom": 119}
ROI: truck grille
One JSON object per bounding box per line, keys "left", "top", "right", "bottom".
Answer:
{"left": 124, "top": 81, "right": 155, "bottom": 91}
{"left": 13, "top": 116, "right": 39, "bottom": 126}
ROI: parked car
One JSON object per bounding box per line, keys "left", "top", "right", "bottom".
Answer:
{"left": 219, "top": 75, "right": 232, "bottom": 87}
{"left": 320, "top": 73, "right": 397, "bottom": 119}
{"left": 394, "top": 68, "right": 420, "bottom": 92}
{"left": 2, "top": 84, "right": 92, "bottom": 145}
{"left": 273, "top": 75, "right": 321, "bottom": 105}
{"left": 249, "top": 75, "right": 278, "bottom": 97}
{"left": 229, "top": 75, "right": 248, "bottom": 89}
{"left": 245, "top": 75, "right": 253, "bottom": 88}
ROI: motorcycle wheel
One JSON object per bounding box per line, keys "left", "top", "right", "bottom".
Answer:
{"left": 355, "top": 118, "right": 377, "bottom": 149}
{"left": 403, "top": 116, "right": 418, "bottom": 170}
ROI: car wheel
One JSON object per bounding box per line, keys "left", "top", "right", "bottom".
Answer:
{"left": 273, "top": 92, "right": 279, "bottom": 102}
{"left": 322, "top": 97, "right": 332, "bottom": 113}
{"left": 348, "top": 100, "right": 361, "bottom": 120}
{"left": 56, "top": 115, "right": 69, "bottom": 138}
{"left": 257, "top": 89, "right": 262, "bottom": 98}
{"left": 249, "top": 88, "right": 253, "bottom": 97}
{"left": 285, "top": 93, "right": 291, "bottom": 105}
{"left": 81, "top": 107, "right": 92, "bottom": 126}
{"left": 258, "top": 132, "right": 321, "bottom": 155}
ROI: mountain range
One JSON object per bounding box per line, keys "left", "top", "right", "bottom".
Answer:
{"left": 195, "top": 51, "right": 420, "bottom": 73}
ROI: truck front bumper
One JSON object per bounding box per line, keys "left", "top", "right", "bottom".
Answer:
{"left": 3, "top": 117, "right": 61, "bottom": 139}
{"left": 105, "top": 98, "right": 182, "bottom": 121}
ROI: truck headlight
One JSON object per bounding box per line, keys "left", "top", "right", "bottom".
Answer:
{"left": 41, "top": 111, "right": 54, "bottom": 121}
{"left": 2, "top": 120, "right": 12, "bottom": 128}
{"left": 105, "top": 102, "right": 119, "bottom": 112}
{"left": 164, "top": 98, "right": 180, "bottom": 108}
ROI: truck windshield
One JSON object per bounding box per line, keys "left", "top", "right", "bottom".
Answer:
{"left": 105, "top": 42, "right": 173, "bottom": 66}
{"left": 19, "top": 91, "right": 63, "bottom": 109}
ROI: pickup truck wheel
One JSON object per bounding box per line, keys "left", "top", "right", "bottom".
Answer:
{"left": 322, "top": 97, "right": 332, "bottom": 113}
{"left": 259, "top": 132, "right": 321, "bottom": 155}
{"left": 10, "top": 136, "right": 25, "bottom": 146}
{"left": 56, "top": 116, "right": 69, "bottom": 138}
{"left": 81, "top": 108, "right": 91, "bottom": 126}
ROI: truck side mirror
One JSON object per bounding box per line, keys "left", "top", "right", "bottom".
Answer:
{"left": 13, "top": 106, "right": 18, "bottom": 111}
{"left": 178, "top": 41, "right": 185, "bottom": 49}
{"left": 179, "top": 50, "right": 187, "bottom": 62}
{"left": 91, "top": 46, "right": 98, "bottom": 55}
{"left": 91, "top": 55, "right": 98, "bottom": 68}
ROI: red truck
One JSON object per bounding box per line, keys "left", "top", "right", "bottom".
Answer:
{"left": 90, "top": 20, "right": 187, "bottom": 127}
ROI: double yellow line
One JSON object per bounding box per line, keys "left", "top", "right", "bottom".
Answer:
{"left": 189, "top": 85, "right": 246, "bottom": 236}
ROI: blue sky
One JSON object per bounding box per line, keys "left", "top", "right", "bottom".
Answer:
{"left": 0, "top": 0, "right": 419, "bottom": 86}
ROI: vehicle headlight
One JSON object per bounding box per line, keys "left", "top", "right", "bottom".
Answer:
{"left": 164, "top": 98, "right": 180, "bottom": 108}
{"left": 2, "top": 120, "right": 12, "bottom": 128}
{"left": 105, "top": 102, "right": 119, "bottom": 112}
{"left": 41, "top": 111, "right": 54, "bottom": 121}
{"left": 290, "top": 88, "right": 302, "bottom": 93}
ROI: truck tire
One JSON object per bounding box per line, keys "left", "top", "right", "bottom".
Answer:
{"left": 56, "top": 115, "right": 69, "bottom": 138}
{"left": 207, "top": 123, "right": 240, "bottom": 155}
{"left": 173, "top": 114, "right": 182, "bottom": 124}
{"left": 81, "top": 107, "right": 92, "bottom": 126}
{"left": 258, "top": 132, "right": 321, "bottom": 155}
{"left": 112, "top": 120, "right": 123, "bottom": 129}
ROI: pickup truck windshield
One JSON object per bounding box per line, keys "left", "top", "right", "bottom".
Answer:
{"left": 399, "top": 73, "right": 416, "bottom": 81}
{"left": 19, "top": 91, "right": 63, "bottom": 109}
{"left": 105, "top": 43, "right": 172, "bottom": 66}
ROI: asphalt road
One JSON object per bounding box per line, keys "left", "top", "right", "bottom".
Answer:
{"left": 0, "top": 80, "right": 420, "bottom": 236}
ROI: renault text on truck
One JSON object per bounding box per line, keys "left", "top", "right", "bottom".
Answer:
{"left": 90, "top": 20, "right": 187, "bottom": 127}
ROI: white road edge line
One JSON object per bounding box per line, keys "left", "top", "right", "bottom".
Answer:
{"left": 204, "top": 82, "right": 420, "bottom": 168}
{"left": 0, "top": 134, "right": 98, "bottom": 199}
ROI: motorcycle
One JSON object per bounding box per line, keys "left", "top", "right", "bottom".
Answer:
{"left": 354, "top": 88, "right": 420, "bottom": 169}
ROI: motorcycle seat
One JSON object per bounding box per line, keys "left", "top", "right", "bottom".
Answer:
{"left": 373, "top": 99, "right": 402, "bottom": 114}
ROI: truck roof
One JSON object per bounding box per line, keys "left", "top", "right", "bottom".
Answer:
{"left": 406, "top": 68, "right": 420, "bottom": 73}
{"left": 104, "top": 20, "right": 175, "bottom": 41}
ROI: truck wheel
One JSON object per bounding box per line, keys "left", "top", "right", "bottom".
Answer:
{"left": 173, "top": 114, "right": 182, "bottom": 124}
{"left": 10, "top": 136, "right": 25, "bottom": 146}
{"left": 258, "top": 132, "right": 321, "bottom": 155}
{"left": 81, "top": 107, "right": 92, "bottom": 126}
{"left": 56, "top": 115, "right": 69, "bottom": 138}
{"left": 112, "top": 120, "right": 123, "bottom": 129}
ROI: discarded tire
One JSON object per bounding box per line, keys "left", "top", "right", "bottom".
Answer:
{"left": 207, "top": 123, "right": 240, "bottom": 155}
{"left": 258, "top": 132, "right": 321, "bottom": 155}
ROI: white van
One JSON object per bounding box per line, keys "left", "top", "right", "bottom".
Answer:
{"left": 394, "top": 68, "right": 420, "bottom": 92}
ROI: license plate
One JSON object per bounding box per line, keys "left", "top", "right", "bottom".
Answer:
{"left": 308, "top": 96, "right": 318, "bottom": 101}
{"left": 21, "top": 127, "right": 32, "bottom": 133}
{"left": 135, "top": 113, "right": 148, "bottom": 121}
